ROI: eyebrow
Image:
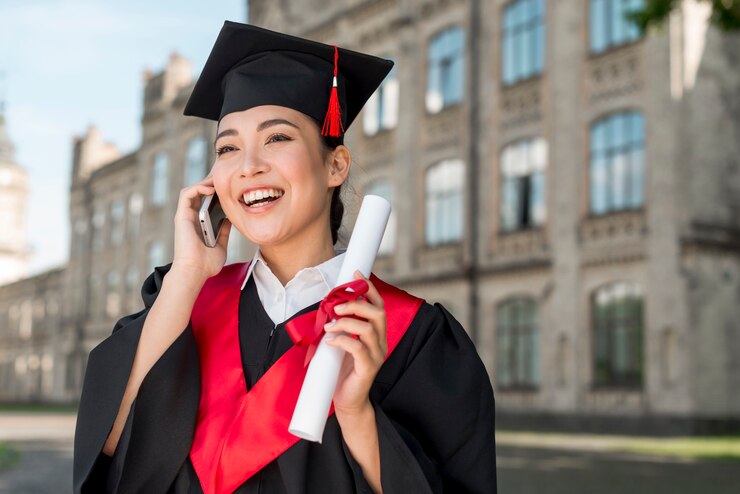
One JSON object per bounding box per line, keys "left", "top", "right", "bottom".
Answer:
{"left": 214, "top": 119, "right": 300, "bottom": 147}
{"left": 256, "top": 118, "right": 299, "bottom": 132}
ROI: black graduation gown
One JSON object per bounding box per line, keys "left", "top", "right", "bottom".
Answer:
{"left": 73, "top": 263, "right": 497, "bottom": 493}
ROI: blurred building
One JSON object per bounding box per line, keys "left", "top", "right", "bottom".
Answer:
{"left": 0, "top": 104, "right": 31, "bottom": 285}
{"left": 0, "top": 0, "right": 738, "bottom": 433}
{"left": 246, "top": 0, "right": 740, "bottom": 433}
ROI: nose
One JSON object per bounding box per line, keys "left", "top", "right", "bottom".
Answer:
{"left": 239, "top": 146, "right": 270, "bottom": 177}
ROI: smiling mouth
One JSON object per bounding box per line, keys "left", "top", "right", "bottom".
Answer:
{"left": 241, "top": 189, "right": 285, "bottom": 208}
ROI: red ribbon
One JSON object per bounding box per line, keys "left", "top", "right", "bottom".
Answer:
{"left": 285, "top": 278, "right": 369, "bottom": 365}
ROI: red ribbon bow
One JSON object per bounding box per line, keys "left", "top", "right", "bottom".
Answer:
{"left": 285, "top": 278, "right": 369, "bottom": 365}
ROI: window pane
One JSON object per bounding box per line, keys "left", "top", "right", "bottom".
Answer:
{"left": 590, "top": 0, "right": 608, "bottom": 52}
{"left": 590, "top": 112, "right": 645, "bottom": 214}
{"left": 426, "top": 160, "right": 464, "bottom": 245}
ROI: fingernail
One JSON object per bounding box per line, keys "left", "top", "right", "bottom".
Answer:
{"left": 324, "top": 334, "right": 335, "bottom": 341}
{"left": 334, "top": 304, "right": 346, "bottom": 313}
{"left": 324, "top": 320, "right": 336, "bottom": 329}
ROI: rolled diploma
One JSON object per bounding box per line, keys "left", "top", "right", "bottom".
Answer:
{"left": 288, "top": 195, "right": 391, "bottom": 442}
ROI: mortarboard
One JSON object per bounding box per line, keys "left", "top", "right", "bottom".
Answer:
{"left": 183, "top": 21, "right": 394, "bottom": 137}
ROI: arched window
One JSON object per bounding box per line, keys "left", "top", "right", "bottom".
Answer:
{"left": 592, "top": 281, "right": 644, "bottom": 387}
{"left": 426, "top": 27, "right": 465, "bottom": 113}
{"left": 496, "top": 297, "right": 539, "bottom": 388}
{"left": 184, "top": 137, "right": 208, "bottom": 186}
{"left": 500, "top": 137, "right": 547, "bottom": 231}
{"left": 151, "top": 152, "right": 169, "bottom": 206}
{"left": 91, "top": 205, "right": 106, "bottom": 251}
{"left": 365, "top": 179, "right": 396, "bottom": 255}
{"left": 590, "top": 0, "right": 644, "bottom": 54}
{"left": 425, "top": 159, "right": 465, "bottom": 246}
{"left": 363, "top": 59, "right": 399, "bottom": 136}
{"left": 502, "top": 0, "right": 546, "bottom": 85}
{"left": 590, "top": 111, "right": 645, "bottom": 215}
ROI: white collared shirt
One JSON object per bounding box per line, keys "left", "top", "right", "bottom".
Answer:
{"left": 240, "top": 247, "right": 346, "bottom": 326}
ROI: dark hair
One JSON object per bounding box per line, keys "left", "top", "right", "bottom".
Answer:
{"left": 321, "top": 134, "right": 345, "bottom": 245}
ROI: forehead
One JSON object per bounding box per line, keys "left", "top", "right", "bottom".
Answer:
{"left": 217, "top": 105, "right": 315, "bottom": 131}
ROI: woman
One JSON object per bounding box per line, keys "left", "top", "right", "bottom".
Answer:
{"left": 73, "top": 21, "right": 496, "bottom": 494}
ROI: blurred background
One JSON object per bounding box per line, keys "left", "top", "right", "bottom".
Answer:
{"left": 0, "top": 0, "right": 739, "bottom": 492}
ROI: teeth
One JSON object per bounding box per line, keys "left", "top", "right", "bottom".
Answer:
{"left": 242, "top": 188, "right": 284, "bottom": 207}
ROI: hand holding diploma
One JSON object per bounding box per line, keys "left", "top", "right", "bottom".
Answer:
{"left": 288, "top": 195, "right": 391, "bottom": 443}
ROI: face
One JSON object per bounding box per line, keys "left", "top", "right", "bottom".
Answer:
{"left": 211, "top": 105, "right": 349, "bottom": 248}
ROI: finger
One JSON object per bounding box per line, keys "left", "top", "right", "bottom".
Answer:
{"left": 333, "top": 299, "right": 384, "bottom": 323}
{"left": 353, "top": 271, "right": 384, "bottom": 308}
{"left": 324, "top": 318, "right": 384, "bottom": 362}
{"left": 325, "top": 334, "right": 376, "bottom": 375}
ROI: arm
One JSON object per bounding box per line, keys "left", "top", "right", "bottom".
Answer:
{"left": 102, "top": 264, "right": 207, "bottom": 456}
{"left": 103, "top": 176, "right": 224, "bottom": 455}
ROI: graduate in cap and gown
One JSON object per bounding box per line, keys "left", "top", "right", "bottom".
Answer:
{"left": 73, "top": 21, "right": 497, "bottom": 494}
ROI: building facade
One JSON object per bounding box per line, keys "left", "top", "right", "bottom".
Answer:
{"left": 0, "top": 107, "right": 30, "bottom": 285}
{"left": 0, "top": 0, "right": 738, "bottom": 432}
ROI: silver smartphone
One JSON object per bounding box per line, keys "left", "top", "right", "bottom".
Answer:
{"left": 198, "top": 193, "right": 227, "bottom": 248}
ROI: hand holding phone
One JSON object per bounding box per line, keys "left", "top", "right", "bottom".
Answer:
{"left": 198, "top": 192, "right": 227, "bottom": 248}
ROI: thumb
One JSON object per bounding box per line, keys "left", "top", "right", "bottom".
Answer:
{"left": 216, "top": 218, "right": 232, "bottom": 250}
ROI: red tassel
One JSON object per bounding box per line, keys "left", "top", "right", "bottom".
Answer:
{"left": 322, "top": 46, "right": 344, "bottom": 137}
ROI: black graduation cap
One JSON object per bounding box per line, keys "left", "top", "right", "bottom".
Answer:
{"left": 183, "top": 21, "right": 394, "bottom": 137}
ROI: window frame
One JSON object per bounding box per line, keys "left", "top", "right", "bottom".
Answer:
{"left": 588, "top": 110, "right": 645, "bottom": 216}
{"left": 501, "top": 0, "right": 546, "bottom": 86}
{"left": 425, "top": 26, "right": 466, "bottom": 114}
{"left": 424, "top": 159, "right": 465, "bottom": 247}
{"left": 496, "top": 296, "right": 540, "bottom": 390}
{"left": 591, "top": 281, "right": 645, "bottom": 389}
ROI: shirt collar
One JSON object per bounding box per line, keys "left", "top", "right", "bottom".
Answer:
{"left": 240, "top": 246, "right": 346, "bottom": 291}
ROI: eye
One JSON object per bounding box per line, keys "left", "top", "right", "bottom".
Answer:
{"left": 266, "top": 133, "right": 291, "bottom": 144}
{"left": 215, "top": 144, "right": 237, "bottom": 156}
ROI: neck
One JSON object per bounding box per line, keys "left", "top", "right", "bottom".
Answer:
{"left": 260, "top": 235, "right": 336, "bottom": 286}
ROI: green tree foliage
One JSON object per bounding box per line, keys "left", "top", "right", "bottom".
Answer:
{"left": 630, "top": 0, "right": 740, "bottom": 32}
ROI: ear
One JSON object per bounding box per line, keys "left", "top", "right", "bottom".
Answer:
{"left": 327, "top": 145, "right": 351, "bottom": 187}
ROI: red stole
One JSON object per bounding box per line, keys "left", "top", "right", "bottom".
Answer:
{"left": 188, "top": 262, "right": 424, "bottom": 494}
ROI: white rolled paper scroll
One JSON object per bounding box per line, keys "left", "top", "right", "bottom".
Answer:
{"left": 288, "top": 194, "right": 392, "bottom": 442}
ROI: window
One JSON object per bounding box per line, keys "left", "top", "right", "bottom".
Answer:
{"left": 425, "top": 159, "right": 464, "bottom": 246}
{"left": 592, "top": 281, "right": 644, "bottom": 387}
{"left": 496, "top": 297, "right": 539, "bottom": 388}
{"left": 128, "top": 192, "right": 142, "bottom": 239}
{"left": 365, "top": 179, "right": 396, "bottom": 255}
{"left": 364, "top": 60, "right": 399, "bottom": 136}
{"left": 590, "top": 0, "right": 644, "bottom": 54}
{"left": 500, "top": 138, "right": 547, "bottom": 231}
{"left": 502, "top": 0, "right": 546, "bottom": 85}
{"left": 184, "top": 137, "right": 208, "bottom": 186}
{"left": 151, "top": 152, "right": 169, "bottom": 205}
{"left": 91, "top": 205, "right": 106, "bottom": 251}
{"left": 148, "top": 240, "right": 165, "bottom": 273}
{"left": 426, "top": 27, "right": 465, "bottom": 113}
{"left": 590, "top": 111, "right": 645, "bottom": 214}
{"left": 109, "top": 199, "right": 125, "bottom": 246}
{"left": 105, "top": 271, "right": 121, "bottom": 318}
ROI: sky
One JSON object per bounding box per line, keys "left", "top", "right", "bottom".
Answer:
{"left": 0, "top": 0, "right": 246, "bottom": 275}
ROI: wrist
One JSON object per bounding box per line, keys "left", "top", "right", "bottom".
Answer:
{"left": 335, "top": 399, "right": 375, "bottom": 427}
{"left": 168, "top": 262, "right": 210, "bottom": 289}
